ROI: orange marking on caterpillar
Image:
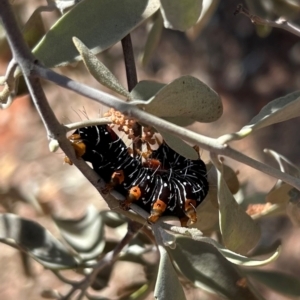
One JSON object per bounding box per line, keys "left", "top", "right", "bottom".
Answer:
{"left": 121, "top": 186, "right": 142, "bottom": 210}
{"left": 148, "top": 199, "right": 167, "bottom": 223}
{"left": 184, "top": 199, "right": 198, "bottom": 224}
{"left": 64, "top": 134, "right": 86, "bottom": 165}
{"left": 111, "top": 170, "right": 125, "bottom": 185}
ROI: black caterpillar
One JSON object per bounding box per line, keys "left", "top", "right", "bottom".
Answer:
{"left": 66, "top": 125, "right": 209, "bottom": 226}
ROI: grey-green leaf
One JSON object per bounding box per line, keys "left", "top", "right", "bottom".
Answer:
{"left": 129, "top": 80, "right": 198, "bottom": 159}
{"left": 73, "top": 37, "right": 132, "bottom": 99}
{"left": 264, "top": 149, "right": 299, "bottom": 205}
{"left": 186, "top": 0, "right": 220, "bottom": 40}
{"left": 22, "top": 6, "right": 48, "bottom": 49}
{"left": 193, "top": 195, "right": 219, "bottom": 234}
{"left": 219, "top": 91, "right": 300, "bottom": 143}
{"left": 169, "top": 232, "right": 279, "bottom": 267}
{"left": 141, "top": 12, "right": 164, "bottom": 66}
{"left": 264, "top": 148, "right": 300, "bottom": 178}
{"left": 168, "top": 236, "right": 258, "bottom": 299}
{"left": 216, "top": 243, "right": 280, "bottom": 267}
{"left": 163, "top": 117, "right": 194, "bottom": 127}
{"left": 161, "top": 226, "right": 278, "bottom": 268}
{"left": 0, "top": 213, "right": 78, "bottom": 269}
{"left": 54, "top": 0, "right": 81, "bottom": 13}
{"left": 245, "top": 270, "right": 300, "bottom": 297}
{"left": 130, "top": 80, "right": 165, "bottom": 100}
{"left": 249, "top": 90, "right": 300, "bottom": 126}
{"left": 287, "top": 192, "right": 300, "bottom": 226}
{"left": 160, "top": 130, "right": 199, "bottom": 160}
{"left": 266, "top": 183, "right": 293, "bottom": 205}
{"left": 217, "top": 166, "right": 261, "bottom": 255}
{"left": 130, "top": 75, "right": 223, "bottom": 122}
{"left": 100, "top": 211, "right": 128, "bottom": 228}
{"left": 130, "top": 81, "right": 194, "bottom": 125}
{"left": 53, "top": 205, "right": 105, "bottom": 260}
{"left": 160, "top": 0, "right": 203, "bottom": 31}
{"left": 154, "top": 245, "right": 186, "bottom": 300}
{"left": 33, "top": 0, "right": 160, "bottom": 67}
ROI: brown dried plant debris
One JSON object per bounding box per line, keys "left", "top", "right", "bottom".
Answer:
{"left": 246, "top": 202, "right": 273, "bottom": 216}
{"left": 104, "top": 108, "right": 156, "bottom": 144}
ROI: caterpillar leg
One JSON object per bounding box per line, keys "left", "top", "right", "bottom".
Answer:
{"left": 120, "top": 186, "right": 142, "bottom": 210}
{"left": 184, "top": 199, "right": 198, "bottom": 225}
{"left": 179, "top": 216, "right": 190, "bottom": 227}
{"left": 148, "top": 199, "right": 167, "bottom": 223}
{"left": 101, "top": 170, "right": 125, "bottom": 194}
{"left": 148, "top": 177, "right": 171, "bottom": 223}
{"left": 111, "top": 170, "right": 125, "bottom": 185}
{"left": 102, "top": 169, "right": 125, "bottom": 193}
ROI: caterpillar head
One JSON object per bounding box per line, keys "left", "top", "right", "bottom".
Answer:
{"left": 64, "top": 133, "right": 86, "bottom": 165}
{"left": 64, "top": 125, "right": 115, "bottom": 165}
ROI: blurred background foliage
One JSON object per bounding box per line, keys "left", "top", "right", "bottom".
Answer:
{"left": 2, "top": 0, "right": 300, "bottom": 299}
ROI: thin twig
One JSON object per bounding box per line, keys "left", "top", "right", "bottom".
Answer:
{"left": 1, "top": 59, "right": 18, "bottom": 108}
{"left": 235, "top": 4, "right": 300, "bottom": 37}
{"left": 64, "top": 118, "right": 111, "bottom": 131}
{"left": 61, "top": 221, "right": 141, "bottom": 300}
{"left": 52, "top": 270, "right": 80, "bottom": 285}
{"left": 4, "top": 59, "right": 18, "bottom": 81}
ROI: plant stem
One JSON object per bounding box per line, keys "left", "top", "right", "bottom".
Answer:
{"left": 121, "top": 34, "right": 138, "bottom": 92}
{"left": 64, "top": 118, "right": 111, "bottom": 131}
{"left": 235, "top": 4, "right": 300, "bottom": 37}
{"left": 61, "top": 221, "right": 141, "bottom": 300}
{"left": 121, "top": 34, "right": 142, "bottom": 155}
